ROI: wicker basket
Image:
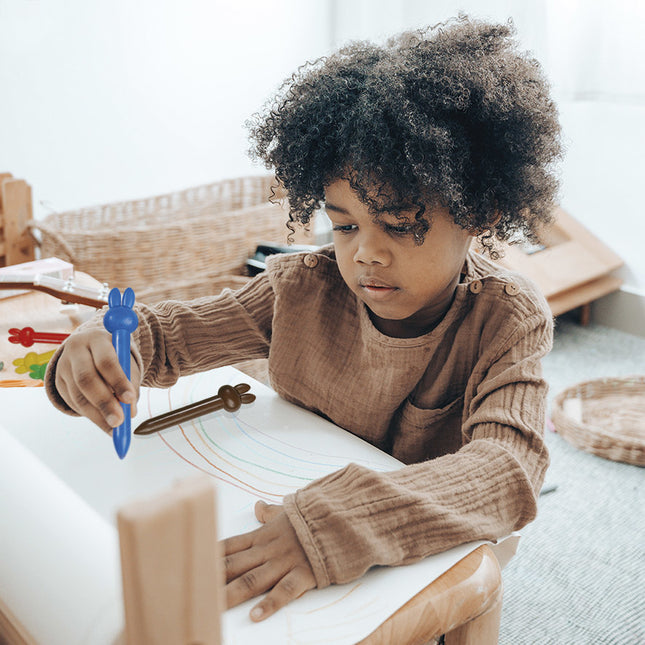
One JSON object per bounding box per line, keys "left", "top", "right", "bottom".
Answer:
{"left": 551, "top": 376, "right": 645, "bottom": 466}
{"left": 28, "top": 175, "right": 311, "bottom": 304}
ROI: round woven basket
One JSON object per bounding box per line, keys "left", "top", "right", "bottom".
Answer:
{"left": 551, "top": 375, "right": 645, "bottom": 466}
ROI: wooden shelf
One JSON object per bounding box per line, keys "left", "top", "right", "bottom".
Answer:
{"left": 475, "top": 207, "right": 624, "bottom": 318}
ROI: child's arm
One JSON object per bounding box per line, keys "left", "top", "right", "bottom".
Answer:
{"left": 45, "top": 273, "right": 275, "bottom": 421}
{"left": 218, "top": 307, "right": 551, "bottom": 620}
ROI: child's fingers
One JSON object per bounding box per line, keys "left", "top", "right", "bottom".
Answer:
{"left": 250, "top": 567, "right": 314, "bottom": 622}
{"left": 89, "top": 339, "right": 138, "bottom": 405}
{"left": 54, "top": 329, "right": 139, "bottom": 430}
{"left": 66, "top": 364, "right": 124, "bottom": 430}
{"left": 225, "top": 561, "right": 275, "bottom": 610}
{"left": 222, "top": 531, "right": 255, "bottom": 557}
{"left": 56, "top": 372, "right": 118, "bottom": 434}
{"left": 67, "top": 354, "right": 128, "bottom": 428}
{"left": 224, "top": 544, "right": 264, "bottom": 583}
{"left": 255, "top": 500, "right": 282, "bottom": 524}
{"left": 223, "top": 508, "right": 316, "bottom": 617}
{"left": 58, "top": 369, "right": 138, "bottom": 432}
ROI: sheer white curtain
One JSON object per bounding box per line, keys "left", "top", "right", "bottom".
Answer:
{"left": 544, "top": 0, "right": 645, "bottom": 103}
{"left": 329, "top": 0, "right": 645, "bottom": 103}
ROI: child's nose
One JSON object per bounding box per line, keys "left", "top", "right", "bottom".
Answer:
{"left": 352, "top": 231, "right": 391, "bottom": 266}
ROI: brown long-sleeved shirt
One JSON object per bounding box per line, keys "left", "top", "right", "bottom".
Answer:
{"left": 46, "top": 245, "right": 552, "bottom": 588}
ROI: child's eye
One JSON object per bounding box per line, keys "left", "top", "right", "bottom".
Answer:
{"left": 384, "top": 223, "right": 414, "bottom": 236}
{"left": 332, "top": 224, "right": 358, "bottom": 234}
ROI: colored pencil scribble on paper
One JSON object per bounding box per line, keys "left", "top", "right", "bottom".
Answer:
{"left": 142, "top": 371, "right": 395, "bottom": 502}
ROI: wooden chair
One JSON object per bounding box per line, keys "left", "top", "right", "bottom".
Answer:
{"left": 117, "top": 477, "right": 503, "bottom": 645}
{"left": 361, "top": 545, "right": 502, "bottom": 644}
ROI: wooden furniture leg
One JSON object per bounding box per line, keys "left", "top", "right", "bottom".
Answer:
{"left": 444, "top": 584, "right": 503, "bottom": 644}
{"left": 359, "top": 544, "right": 502, "bottom": 645}
{"left": 117, "top": 476, "right": 224, "bottom": 645}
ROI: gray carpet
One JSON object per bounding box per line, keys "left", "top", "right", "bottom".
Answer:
{"left": 499, "top": 319, "right": 645, "bottom": 644}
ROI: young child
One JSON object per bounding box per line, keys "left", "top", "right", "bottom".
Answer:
{"left": 46, "top": 16, "right": 561, "bottom": 623}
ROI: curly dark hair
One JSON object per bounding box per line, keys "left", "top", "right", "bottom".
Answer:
{"left": 247, "top": 15, "right": 562, "bottom": 252}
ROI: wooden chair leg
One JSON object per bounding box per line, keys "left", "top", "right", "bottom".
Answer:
{"left": 443, "top": 586, "right": 503, "bottom": 645}
{"left": 358, "top": 545, "right": 502, "bottom": 645}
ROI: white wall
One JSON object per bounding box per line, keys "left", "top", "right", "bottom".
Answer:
{"left": 0, "top": 0, "right": 332, "bottom": 217}
{"left": 557, "top": 100, "right": 644, "bottom": 289}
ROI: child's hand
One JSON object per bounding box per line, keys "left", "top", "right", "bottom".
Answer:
{"left": 224, "top": 501, "right": 316, "bottom": 621}
{"left": 54, "top": 328, "right": 141, "bottom": 433}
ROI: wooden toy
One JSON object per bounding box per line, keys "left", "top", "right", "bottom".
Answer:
{"left": 476, "top": 207, "right": 624, "bottom": 320}
{"left": 117, "top": 476, "right": 224, "bottom": 645}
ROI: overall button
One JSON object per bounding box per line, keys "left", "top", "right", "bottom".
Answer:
{"left": 303, "top": 253, "right": 319, "bottom": 268}
{"left": 505, "top": 282, "right": 520, "bottom": 296}
{"left": 469, "top": 280, "right": 483, "bottom": 294}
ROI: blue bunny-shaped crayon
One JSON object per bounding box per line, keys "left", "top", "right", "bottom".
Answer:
{"left": 103, "top": 287, "right": 138, "bottom": 459}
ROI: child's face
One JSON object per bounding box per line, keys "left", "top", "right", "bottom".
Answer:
{"left": 324, "top": 178, "right": 473, "bottom": 338}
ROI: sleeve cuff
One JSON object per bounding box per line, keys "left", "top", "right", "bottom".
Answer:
{"left": 282, "top": 493, "right": 331, "bottom": 589}
{"left": 44, "top": 344, "right": 78, "bottom": 415}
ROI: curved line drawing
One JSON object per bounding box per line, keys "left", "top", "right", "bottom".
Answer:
{"left": 145, "top": 375, "right": 396, "bottom": 506}
{"left": 178, "top": 423, "right": 282, "bottom": 499}
{"left": 145, "top": 387, "right": 282, "bottom": 501}
{"left": 197, "top": 417, "right": 311, "bottom": 483}
{"left": 303, "top": 582, "right": 362, "bottom": 614}
{"left": 234, "top": 417, "right": 394, "bottom": 472}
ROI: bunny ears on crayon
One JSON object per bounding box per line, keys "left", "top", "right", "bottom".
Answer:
{"left": 103, "top": 287, "right": 138, "bottom": 335}
{"left": 134, "top": 383, "right": 256, "bottom": 436}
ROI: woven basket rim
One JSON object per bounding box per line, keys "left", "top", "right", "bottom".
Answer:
{"left": 46, "top": 174, "right": 281, "bottom": 215}
{"left": 29, "top": 173, "right": 313, "bottom": 307}
{"left": 551, "top": 374, "right": 645, "bottom": 466}
{"left": 38, "top": 194, "right": 286, "bottom": 234}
